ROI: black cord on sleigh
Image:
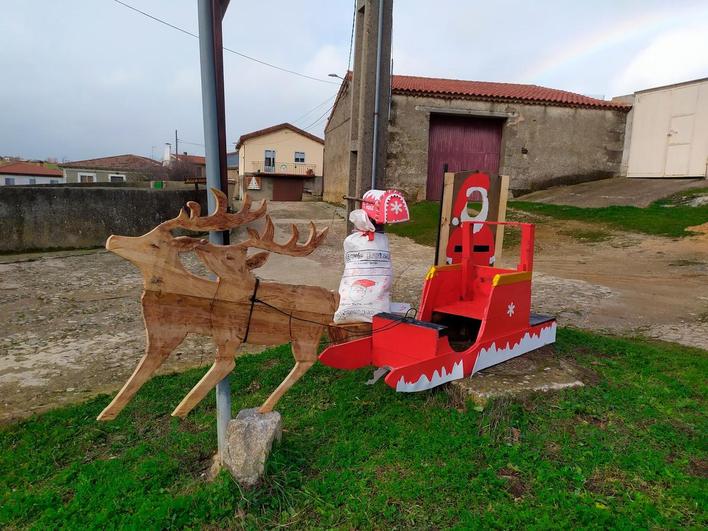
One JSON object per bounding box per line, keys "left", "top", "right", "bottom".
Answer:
{"left": 251, "top": 296, "right": 418, "bottom": 347}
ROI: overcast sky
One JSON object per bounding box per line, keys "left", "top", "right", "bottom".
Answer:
{"left": 1, "top": 0, "right": 707, "bottom": 162}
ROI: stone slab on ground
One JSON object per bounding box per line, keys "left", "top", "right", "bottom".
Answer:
{"left": 447, "top": 346, "right": 589, "bottom": 408}
{"left": 221, "top": 408, "right": 282, "bottom": 488}
{"left": 519, "top": 177, "right": 706, "bottom": 208}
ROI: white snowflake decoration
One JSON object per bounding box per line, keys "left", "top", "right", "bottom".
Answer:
{"left": 507, "top": 302, "right": 515, "bottom": 317}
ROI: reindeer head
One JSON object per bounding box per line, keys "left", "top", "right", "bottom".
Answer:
{"left": 106, "top": 189, "right": 328, "bottom": 296}
{"left": 105, "top": 189, "right": 265, "bottom": 266}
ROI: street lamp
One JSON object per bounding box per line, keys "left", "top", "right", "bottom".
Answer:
{"left": 328, "top": 73, "right": 344, "bottom": 79}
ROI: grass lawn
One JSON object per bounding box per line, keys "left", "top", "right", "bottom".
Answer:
{"left": 386, "top": 189, "right": 708, "bottom": 246}
{"left": 1, "top": 329, "right": 706, "bottom": 528}
{"left": 385, "top": 200, "right": 442, "bottom": 247}
{"left": 511, "top": 187, "right": 708, "bottom": 238}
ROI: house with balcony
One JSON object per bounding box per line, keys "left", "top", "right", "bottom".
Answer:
{"left": 235, "top": 122, "right": 324, "bottom": 201}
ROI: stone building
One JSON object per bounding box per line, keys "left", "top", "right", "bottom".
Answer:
{"left": 323, "top": 74, "right": 631, "bottom": 202}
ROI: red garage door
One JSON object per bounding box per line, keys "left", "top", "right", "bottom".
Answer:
{"left": 272, "top": 177, "right": 304, "bottom": 201}
{"left": 427, "top": 114, "right": 504, "bottom": 199}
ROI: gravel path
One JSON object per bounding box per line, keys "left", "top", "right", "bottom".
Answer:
{"left": 1, "top": 202, "right": 706, "bottom": 421}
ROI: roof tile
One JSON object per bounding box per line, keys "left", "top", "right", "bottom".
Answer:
{"left": 390, "top": 74, "right": 630, "bottom": 110}
{"left": 236, "top": 123, "right": 324, "bottom": 149}
{"left": 174, "top": 154, "right": 206, "bottom": 165}
{"left": 0, "top": 162, "right": 63, "bottom": 177}
{"left": 60, "top": 154, "right": 161, "bottom": 172}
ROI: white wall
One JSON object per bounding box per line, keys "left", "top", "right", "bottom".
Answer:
{"left": 61, "top": 168, "right": 133, "bottom": 183}
{"left": 1, "top": 174, "right": 64, "bottom": 185}
{"left": 627, "top": 78, "right": 708, "bottom": 178}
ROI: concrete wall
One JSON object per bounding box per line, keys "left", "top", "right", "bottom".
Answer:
{"left": 238, "top": 129, "right": 324, "bottom": 176}
{"left": 324, "top": 91, "right": 628, "bottom": 202}
{"left": 613, "top": 94, "right": 635, "bottom": 176}
{"left": 0, "top": 187, "right": 206, "bottom": 252}
{"left": 322, "top": 83, "right": 353, "bottom": 203}
{"left": 29, "top": 180, "right": 194, "bottom": 189}
{"left": 63, "top": 168, "right": 150, "bottom": 183}
{"left": 304, "top": 175, "right": 323, "bottom": 197}
{"left": 241, "top": 176, "right": 274, "bottom": 202}
{"left": 237, "top": 175, "right": 321, "bottom": 201}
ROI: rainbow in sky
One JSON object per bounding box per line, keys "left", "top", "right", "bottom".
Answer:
{"left": 521, "top": 4, "right": 707, "bottom": 86}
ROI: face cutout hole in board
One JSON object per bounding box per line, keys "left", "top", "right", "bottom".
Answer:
{"left": 466, "top": 189, "right": 485, "bottom": 217}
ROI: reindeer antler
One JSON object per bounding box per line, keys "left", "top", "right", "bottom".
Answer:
{"left": 162, "top": 189, "right": 266, "bottom": 232}
{"left": 237, "top": 215, "right": 328, "bottom": 257}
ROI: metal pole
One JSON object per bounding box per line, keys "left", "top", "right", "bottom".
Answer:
{"left": 197, "top": 0, "right": 231, "bottom": 461}
{"left": 370, "top": 0, "right": 384, "bottom": 190}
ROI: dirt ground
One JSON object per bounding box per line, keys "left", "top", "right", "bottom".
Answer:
{"left": 520, "top": 177, "right": 707, "bottom": 207}
{"left": 1, "top": 201, "right": 707, "bottom": 421}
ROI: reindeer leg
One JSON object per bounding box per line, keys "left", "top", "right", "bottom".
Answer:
{"left": 258, "top": 361, "right": 314, "bottom": 413}
{"left": 97, "top": 332, "right": 185, "bottom": 421}
{"left": 259, "top": 336, "right": 319, "bottom": 413}
{"left": 172, "top": 342, "right": 238, "bottom": 418}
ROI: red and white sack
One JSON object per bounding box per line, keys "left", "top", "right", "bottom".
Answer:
{"left": 333, "top": 210, "right": 392, "bottom": 324}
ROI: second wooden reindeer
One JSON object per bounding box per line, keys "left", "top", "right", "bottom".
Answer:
{"left": 97, "top": 189, "right": 338, "bottom": 421}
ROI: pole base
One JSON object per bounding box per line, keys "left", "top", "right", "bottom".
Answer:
{"left": 219, "top": 408, "right": 282, "bottom": 488}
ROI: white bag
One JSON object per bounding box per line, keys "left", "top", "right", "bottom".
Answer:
{"left": 333, "top": 210, "right": 392, "bottom": 324}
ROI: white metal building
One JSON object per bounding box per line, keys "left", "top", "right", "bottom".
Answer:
{"left": 624, "top": 78, "right": 708, "bottom": 179}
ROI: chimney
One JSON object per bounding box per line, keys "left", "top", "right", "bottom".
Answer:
{"left": 162, "top": 143, "right": 172, "bottom": 166}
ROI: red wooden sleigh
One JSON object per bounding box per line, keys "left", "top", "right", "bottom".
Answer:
{"left": 319, "top": 218, "right": 556, "bottom": 392}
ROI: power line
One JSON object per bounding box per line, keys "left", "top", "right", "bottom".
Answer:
{"left": 324, "top": 116, "right": 351, "bottom": 135}
{"left": 291, "top": 93, "right": 337, "bottom": 125}
{"left": 302, "top": 103, "right": 336, "bottom": 132}
{"left": 293, "top": 0, "right": 355, "bottom": 131}
{"left": 313, "top": 0, "right": 356, "bottom": 135}
{"left": 112, "top": 0, "right": 339, "bottom": 85}
{"left": 347, "top": 0, "right": 356, "bottom": 70}
{"left": 303, "top": 106, "right": 334, "bottom": 131}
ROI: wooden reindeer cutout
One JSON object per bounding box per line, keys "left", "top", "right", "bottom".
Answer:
{"left": 97, "top": 189, "right": 338, "bottom": 421}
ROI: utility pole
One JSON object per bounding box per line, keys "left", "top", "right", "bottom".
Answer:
{"left": 346, "top": 0, "right": 393, "bottom": 225}
{"left": 175, "top": 129, "right": 179, "bottom": 159}
{"left": 197, "top": 0, "right": 231, "bottom": 462}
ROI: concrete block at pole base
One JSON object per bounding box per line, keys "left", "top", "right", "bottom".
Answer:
{"left": 222, "top": 408, "right": 282, "bottom": 488}
{"left": 447, "top": 346, "right": 591, "bottom": 410}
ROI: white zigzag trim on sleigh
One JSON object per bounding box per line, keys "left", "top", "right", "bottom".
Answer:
{"left": 472, "top": 322, "right": 557, "bottom": 373}
{"left": 395, "top": 360, "right": 464, "bottom": 392}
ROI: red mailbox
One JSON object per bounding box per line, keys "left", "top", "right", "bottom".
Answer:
{"left": 362, "top": 190, "right": 409, "bottom": 224}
